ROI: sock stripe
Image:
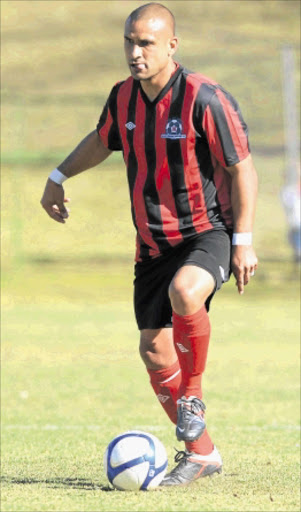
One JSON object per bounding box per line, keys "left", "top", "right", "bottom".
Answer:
{"left": 159, "top": 368, "right": 181, "bottom": 385}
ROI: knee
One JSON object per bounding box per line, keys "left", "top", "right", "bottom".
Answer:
{"left": 168, "top": 277, "right": 195, "bottom": 312}
{"left": 168, "top": 267, "right": 215, "bottom": 315}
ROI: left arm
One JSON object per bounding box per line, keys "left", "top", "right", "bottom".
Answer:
{"left": 226, "top": 154, "right": 259, "bottom": 295}
{"left": 200, "top": 85, "right": 258, "bottom": 293}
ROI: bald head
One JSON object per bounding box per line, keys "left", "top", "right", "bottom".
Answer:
{"left": 124, "top": 2, "right": 178, "bottom": 88}
{"left": 127, "top": 2, "right": 176, "bottom": 37}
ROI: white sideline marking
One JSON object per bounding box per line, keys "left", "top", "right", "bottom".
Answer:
{"left": 133, "top": 425, "right": 168, "bottom": 432}
{"left": 2, "top": 424, "right": 300, "bottom": 431}
{"left": 239, "top": 425, "right": 301, "bottom": 431}
{"left": 2, "top": 424, "right": 169, "bottom": 432}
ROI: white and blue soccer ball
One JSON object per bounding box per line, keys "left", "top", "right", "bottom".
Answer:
{"left": 103, "top": 430, "right": 168, "bottom": 491}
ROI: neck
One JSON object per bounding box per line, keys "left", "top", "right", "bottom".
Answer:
{"left": 140, "top": 60, "right": 177, "bottom": 101}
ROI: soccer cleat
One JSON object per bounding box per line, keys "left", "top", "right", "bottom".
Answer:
{"left": 160, "top": 446, "right": 222, "bottom": 487}
{"left": 176, "top": 396, "right": 206, "bottom": 442}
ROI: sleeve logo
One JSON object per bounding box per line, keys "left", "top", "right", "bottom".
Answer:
{"left": 161, "top": 118, "right": 186, "bottom": 139}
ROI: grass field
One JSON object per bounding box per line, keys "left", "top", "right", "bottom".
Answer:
{"left": 1, "top": 1, "right": 300, "bottom": 511}
{"left": 1, "top": 290, "right": 300, "bottom": 512}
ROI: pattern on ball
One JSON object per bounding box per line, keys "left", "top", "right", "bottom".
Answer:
{"left": 104, "top": 430, "right": 168, "bottom": 490}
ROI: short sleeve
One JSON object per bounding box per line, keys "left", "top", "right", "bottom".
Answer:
{"left": 202, "top": 87, "right": 250, "bottom": 167}
{"left": 97, "top": 84, "right": 123, "bottom": 151}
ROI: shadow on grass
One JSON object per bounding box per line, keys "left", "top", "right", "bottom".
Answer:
{"left": 27, "top": 254, "right": 301, "bottom": 282}
{"left": 27, "top": 254, "right": 133, "bottom": 266}
{"left": 1, "top": 476, "right": 115, "bottom": 492}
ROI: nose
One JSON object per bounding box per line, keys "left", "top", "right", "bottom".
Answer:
{"left": 130, "top": 44, "right": 142, "bottom": 60}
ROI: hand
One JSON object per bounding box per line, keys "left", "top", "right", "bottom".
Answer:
{"left": 40, "top": 178, "right": 70, "bottom": 224}
{"left": 231, "top": 245, "right": 258, "bottom": 295}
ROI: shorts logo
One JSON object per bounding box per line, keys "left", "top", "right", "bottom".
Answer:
{"left": 176, "top": 343, "right": 189, "bottom": 353}
{"left": 125, "top": 122, "right": 136, "bottom": 130}
{"left": 219, "top": 265, "right": 225, "bottom": 282}
{"left": 157, "top": 394, "right": 170, "bottom": 404}
{"left": 161, "top": 118, "right": 186, "bottom": 140}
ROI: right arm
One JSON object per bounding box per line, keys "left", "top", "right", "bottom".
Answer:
{"left": 40, "top": 130, "right": 112, "bottom": 223}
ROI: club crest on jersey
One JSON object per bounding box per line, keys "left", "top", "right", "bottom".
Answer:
{"left": 125, "top": 121, "right": 136, "bottom": 130}
{"left": 161, "top": 118, "right": 186, "bottom": 140}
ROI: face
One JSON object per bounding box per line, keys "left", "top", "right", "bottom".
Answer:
{"left": 124, "top": 17, "right": 177, "bottom": 82}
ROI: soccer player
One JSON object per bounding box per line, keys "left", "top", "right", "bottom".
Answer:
{"left": 41, "top": 2, "right": 258, "bottom": 486}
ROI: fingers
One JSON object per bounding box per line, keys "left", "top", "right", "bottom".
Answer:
{"left": 249, "top": 259, "right": 258, "bottom": 278}
{"left": 236, "top": 264, "right": 257, "bottom": 295}
{"left": 41, "top": 202, "right": 70, "bottom": 223}
{"left": 58, "top": 197, "right": 71, "bottom": 220}
{"left": 58, "top": 203, "right": 69, "bottom": 219}
{"left": 53, "top": 204, "right": 70, "bottom": 222}
{"left": 44, "top": 205, "right": 66, "bottom": 224}
{"left": 232, "top": 247, "right": 258, "bottom": 295}
{"left": 40, "top": 180, "right": 71, "bottom": 223}
{"left": 236, "top": 267, "right": 245, "bottom": 295}
{"left": 244, "top": 266, "right": 250, "bottom": 287}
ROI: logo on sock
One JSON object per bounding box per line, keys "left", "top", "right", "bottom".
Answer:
{"left": 157, "top": 394, "right": 170, "bottom": 404}
{"left": 176, "top": 343, "right": 189, "bottom": 353}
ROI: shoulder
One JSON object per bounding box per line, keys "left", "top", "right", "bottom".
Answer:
{"left": 110, "top": 76, "right": 135, "bottom": 96}
{"left": 181, "top": 67, "right": 234, "bottom": 108}
{"left": 181, "top": 67, "right": 218, "bottom": 94}
{"left": 181, "top": 67, "right": 218, "bottom": 108}
{"left": 181, "top": 67, "right": 218, "bottom": 87}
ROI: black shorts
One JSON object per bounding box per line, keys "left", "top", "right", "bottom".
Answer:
{"left": 134, "top": 229, "right": 231, "bottom": 330}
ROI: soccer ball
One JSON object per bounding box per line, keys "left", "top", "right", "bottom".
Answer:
{"left": 103, "top": 430, "right": 168, "bottom": 491}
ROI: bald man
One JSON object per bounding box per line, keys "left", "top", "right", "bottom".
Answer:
{"left": 41, "top": 2, "right": 258, "bottom": 487}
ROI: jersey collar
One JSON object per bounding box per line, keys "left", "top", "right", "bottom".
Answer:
{"left": 138, "top": 63, "right": 183, "bottom": 107}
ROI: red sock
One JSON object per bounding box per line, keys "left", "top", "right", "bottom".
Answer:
{"left": 185, "top": 430, "right": 214, "bottom": 456}
{"left": 147, "top": 360, "right": 181, "bottom": 424}
{"left": 173, "top": 306, "right": 211, "bottom": 399}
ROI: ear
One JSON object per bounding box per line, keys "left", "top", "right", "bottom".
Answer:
{"left": 168, "top": 36, "right": 178, "bottom": 56}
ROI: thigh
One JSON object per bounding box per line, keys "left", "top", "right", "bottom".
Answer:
{"left": 181, "top": 229, "right": 231, "bottom": 311}
{"left": 134, "top": 256, "right": 175, "bottom": 330}
{"left": 134, "top": 229, "right": 231, "bottom": 329}
{"left": 182, "top": 230, "right": 231, "bottom": 292}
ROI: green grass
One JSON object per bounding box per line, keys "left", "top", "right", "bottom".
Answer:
{"left": 1, "top": 288, "right": 300, "bottom": 512}
{"left": 1, "top": 1, "right": 301, "bottom": 510}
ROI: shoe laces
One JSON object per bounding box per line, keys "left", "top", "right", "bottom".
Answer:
{"left": 166, "top": 450, "right": 192, "bottom": 480}
{"left": 191, "top": 398, "right": 206, "bottom": 415}
{"left": 179, "top": 397, "right": 206, "bottom": 416}
{"left": 174, "top": 449, "right": 190, "bottom": 464}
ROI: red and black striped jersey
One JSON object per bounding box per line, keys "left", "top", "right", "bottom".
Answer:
{"left": 97, "top": 64, "right": 250, "bottom": 262}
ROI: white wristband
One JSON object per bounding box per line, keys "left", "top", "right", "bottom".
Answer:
{"left": 49, "top": 168, "right": 68, "bottom": 185}
{"left": 232, "top": 232, "right": 252, "bottom": 246}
